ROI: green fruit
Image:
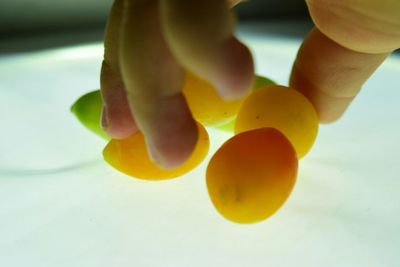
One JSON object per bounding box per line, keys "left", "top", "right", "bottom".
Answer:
{"left": 215, "top": 74, "right": 276, "bottom": 133}
{"left": 71, "top": 90, "right": 110, "bottom": 140}
{"left": 252, "top": 75, "right": 276, "bottom": 91}
{"left": 215, "top": 119, "right": 235, "bottom": 132}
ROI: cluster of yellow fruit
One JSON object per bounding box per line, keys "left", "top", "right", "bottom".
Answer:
{"left": 71, "top": 72, "right": 318, "bottom": 224}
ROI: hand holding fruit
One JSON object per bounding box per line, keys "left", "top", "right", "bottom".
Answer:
{"left": 99, "top": 0, "right": 399, "bottom": 169}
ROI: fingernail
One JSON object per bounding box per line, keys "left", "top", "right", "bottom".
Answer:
{"left": 101, "top": 106, "right": 109, "bottom": 130}
{"left": 147, "top": 129, "right": 195, "bottom": 170}
{"left": 147, "top": 141, "right": 160, "bottom": 163}
{"left": 214, "top": 79, "right": 248, "bottom": 101}
{"left": 147, "top": 141, "right": 171, "bottom": 169}
{"left": 213, "top": 38, "right": 254, "bottom": 100}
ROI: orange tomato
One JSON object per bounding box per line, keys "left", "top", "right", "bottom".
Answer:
{"left": 206, "top": 128, "right": 298, "bottom": 223}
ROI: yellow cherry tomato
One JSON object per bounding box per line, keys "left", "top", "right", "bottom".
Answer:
{"left": 103, "top": 122, "right": 209, "bottom": 180}
{"left": 215, "top": 74, "right": 276, "bottom": 132}
{"left": 183, "top": 71, "right": 246, "bottom": 126}
{"left": 206, "top": 128, "right": 298, "bottom": 224}
{"left": 235, "top": 85, "right": 318, "bottom": 158}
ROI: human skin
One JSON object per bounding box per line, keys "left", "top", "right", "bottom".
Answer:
{"left": 99, "top": 0, "right": 400, "bottom": 168}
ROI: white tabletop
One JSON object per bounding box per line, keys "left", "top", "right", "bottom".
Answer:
{"left": 0, "top": 28, "right": 399, "bottom": 267}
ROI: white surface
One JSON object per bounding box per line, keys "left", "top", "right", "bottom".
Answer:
{"left": 0, "top": 32, "right": 399, "bottom": 267}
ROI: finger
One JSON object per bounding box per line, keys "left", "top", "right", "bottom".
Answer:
{"left": 291, "top": 0, "right": 400, "bottom": 123}
{"left": 306, "top": 0, "right": 400, "bottom": 54}
{"left": 228, "top": 0, "right": 243, "bottom": 6}
{"left": 160, "top": 0, "right": 254, "bottom": 100}
{"left": 119, "top": 0, "right": 198, "bottom": 169}
{"left": 290, "top": 28, "right": 389, "bottom": 123}
{"left": 100, "top": 0, "right": 138, "bottom": 139}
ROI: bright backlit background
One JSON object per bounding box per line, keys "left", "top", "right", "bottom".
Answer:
{"left": 0, "top": 1, "right": 399, "bottom": 267}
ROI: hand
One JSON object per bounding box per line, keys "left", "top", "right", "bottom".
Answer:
{"left": 290, "top": 0, "right": 400, "bottom": 122}
{"left": 100, "top": 0, "right": 400, "bottom": 168}
{"left": 100, "top": 0, "right": 253, "bottom": 168}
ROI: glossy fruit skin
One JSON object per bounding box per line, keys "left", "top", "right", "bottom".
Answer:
{"left": 103, "top": 122, "right": 209, "bottom": 180}
{"left": 206, "top": 128, "right": 298, "bottom": 224}
{"left": 71, "top": 90, "right": 109, "bottom": 140}
{"left": 183, "top": 72, "right": 246, "bottom": 126}
{"left": 215, "top": 74, "right": 276, "bottom": 132}
{"left": 235, "top": 85, "right": 318, "bottom": 158}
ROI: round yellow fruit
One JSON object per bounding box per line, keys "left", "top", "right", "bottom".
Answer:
{"left": 103, "top": 122, "right": 209, "bottom": 180}
{"left": 183, "top": 72, "right": 246, "bottom": 126}
{"left": 235, "top": 85, "right": 318, "bottom": 158}
{"left": 215, "top": 74, "right": 276, "bottom": 132}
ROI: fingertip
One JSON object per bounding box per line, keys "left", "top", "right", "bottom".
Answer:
{"left": 143, "top": 94, "right": 199, "bottom": 169}
{"left": 289, "top": 28, "right": 387, "bottom": 124}
{"left": 147, "top": 119, "right": 198, "bottom": 169}
{"left": 212, "top": 37, "right": 254, "bottom": 100}
{"left": 319, "top": 114, "right": 342, "bottom": 124}
{"left": 101, "top": 105, "right": 138, "bottom": 140}
{"left": 289, "top": 59, "right": 353, "bottom": 124}
{"left": 160, "top": 0, "right": 253, "bottom": 101}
